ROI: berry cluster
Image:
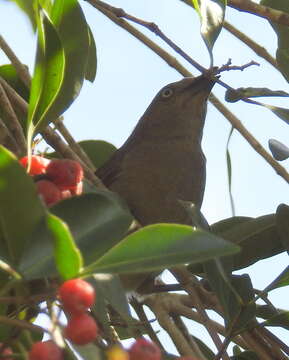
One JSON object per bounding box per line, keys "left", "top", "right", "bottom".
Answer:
{"left": 26, "top": 279, "right": 169, "bottom": 360}
{"left": 29, "top": 278, "right": 97, "bottom": 359}
{"left": 19, "top": 155, "right": 84, "bottom": 207}
{"left": 59, "top": 278, "right": 98, "bottom": 345}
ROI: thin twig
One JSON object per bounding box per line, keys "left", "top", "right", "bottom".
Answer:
{"left": 0, "top": 315, "right": 45, "bottom": 334}
{"left": 228, "top": 0, "right": 289, "bottom": 26}
{"left": 0, "top": 82, "right": 26, "bottom": 154}
{"left": 257, "top": 326, "right": 289, "bottom": 357}
{"left": 0, "top": 75, "right": 106, "bottom": 188}
{"left": 145, "top": 294, "right": 201, "bottom": 357}
{"left": 0, "top": 35, "right": 31, "bottom": 88}
{"left": 130, "top": 297, "right": 164, "bottom": 349}
{"left": 241, "top": 331, "right": 273, "bottom": 360}
{"left": 171, "top": 314, "right": 207, "bottom": 360}
{"left": 88, "top": 0, "right": 289, "bottom": 185}
{"left": 171, "top": 267, "right": 230, "bottom": 360}
{"left": 0, "top": 117, "right": 20, "bottom": 155}
{"left": 254, "top": 327, "right": 288, "bottom": 360}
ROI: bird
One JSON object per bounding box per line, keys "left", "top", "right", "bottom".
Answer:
{"left": 96, "top": 73, "right": 216, "bottom": 291}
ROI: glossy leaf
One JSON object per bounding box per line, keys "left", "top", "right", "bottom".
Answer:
{"left": 276, "top": 203, "right": 289, "bottom": 250}
{"left": 262, "top": 311, "right": 289, "bottom": 330}
{"left": 189, "top": 214, "right": 284, "bottom": 274}
{"left": 0, "top": 146, "right": 46, "bottom": 266}
{"left": 27, "top": 9, "right": 65, "bottom": 139}
{"left": 52, "top": 192, "right": 133, "bottom": 264}
{"left": 262, "top": 103, "right": 289, "bottom": 125}
{"left": 20, "top": 192, "right": 132, "bottom": 279}
{"left": 69, "top": 343, "right": 105, "bottom": 360}
{"left": 78, "top": 140, "right": 116, "bottom": 169}
{"left": 214, "top": 214, "right": 284, "bottom": 270}
{"left": 231, "top": 351, "right": 259, "bottom": 360}
{"left": 198, "top": 0, "right": 226, "bottom": 64}
{"left": 260, "top": 0, "right": 289, "bottom": 81}
{"left": 84, "top": 224, "right": 240, "bottom": 275}
{"left": 226, "top": 126, "right": 235, "bottom": 216}
{"left": 0, "top": 64, "right": 29, "bottom": 101}
{"left": 205, "top": 261, "right": 255, "bottom": 333}
{"left": 85, "top": 26, "right": 97, "bottom": 82}
{"left": 191, "top": 335, "right": 215, "bottom": 359}
{"left": 46, "top": 213, "right": 83, "bottom": 280}
{"left": 49, "top": 0, "right": 91, "bottom": 118}
{"left": 225, "top": 87, "right": 289, "bottom": 103}
{"left": 265, "top": 265, "right": 289, "bottom": 292}
{"left": 269, "top": 139, "right": 289, "bottom": 161}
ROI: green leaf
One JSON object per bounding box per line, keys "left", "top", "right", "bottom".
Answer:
{"left": 191, "top": 0, "right": 200, "bottom": 14}
{"left": 85, "top": 26, "right": 97, "bottom": 82}
{"left": 231, "top": 351, "right": 259, "bottom": 360}
{"left": 46, "top": 213, "right": 83, "bottom": 280}
{"left": 49, "top": 0, "right": 90, "bottom": 119}
{"left": 52, "top": 192, "right": 133, "bottom": 264}
{"left": 213, "top": 214, "right": 284, "bottom": 270}
{"left": 68, "top": 343, "right": 105, "bottom": 360}
{"left": 84, "top": 224, "right": 240, "bottom": 275}
{"left": 191, "top": 335, "right": 215, "bottom": 359}
{"left": 211, "top": 216, "right": 253, "bottom": 234}
{"left": 0, "top": 146, "right": 46, "bottom": 266}
{"left": 225, "top": 87, "right": 289, "bottom": 103}
{"left": 264, "top": 265, "right": 289, "bottom": 291}
{"left": 226, "top": 126, "right": 235, "bottom": 216}
{"left": 78, "top": 140, "right": 117, "bottom": 169}
{"left": 276, "top": 203, "right": 289, "bottom": 250}
{"left": 262, "top": 311, "right": 289, "bottom": 330}
{"left": 198, "top": 0, "right": 226, "bottom": 64}
{"left": 262, "top": 103, "right": 289, "bottom": 125}
{"left": 205, "top": 261, "right": 256, "bottom": 333}
{"left": 269, "top": 139, "right": 289, "bottom": 161}
{"left": 0, "top": 64, "right": 29, "bottom": 101}
{"left": 19, "top": 192, "right": 132, "bottom": 279}
{"left": 27, "top": 8, "right": 65, "bottom": 139}
{"left": 260, "top": 0, "right": 289, "bottom": 81}
{"left": 189, "top": 214, "right": 285, "bottom": 274}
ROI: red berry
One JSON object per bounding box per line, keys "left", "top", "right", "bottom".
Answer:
{"left": 36, "top": 180, "right": 62, "bottom": 207}
{"left": 65, "top": 313, "right": 98, "bottom": 345}
{"left": 60, "top": 189, "right": 72, "bottom": 200}
{"left": 29, "top": 340, "right": 63, "bottom": 360}
{"left": 69, "top": 181, "right": 83, "bottom": 196}
{"left": 46, "top": 159, "right": 83, "bottom": 189}
{"left": 0, "top": 345, "right": 13, "bottom": 360}
{"left": 129, "top": 338, "right": 161, "bottom": 360}
{"left": 58, "top": 279, "right": 95, "bottom": 314}
{"left": 19, "top": 155, "right": 50, "bottom": 175}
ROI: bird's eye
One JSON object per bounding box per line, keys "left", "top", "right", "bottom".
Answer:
{"left": 161, "top": 88, "right": 174, "bottom": 98}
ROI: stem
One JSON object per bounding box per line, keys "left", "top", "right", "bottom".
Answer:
{"left": 0, "top": 83, "right": 26, "bottom": 154}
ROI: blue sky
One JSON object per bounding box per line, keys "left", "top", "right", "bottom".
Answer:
{"left": 1, "top": 0, "right": 288, "bottom": 353}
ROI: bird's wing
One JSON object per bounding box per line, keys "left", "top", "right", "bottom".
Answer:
{"left": 95, "top": 149, "right": 124, "bottom": 187}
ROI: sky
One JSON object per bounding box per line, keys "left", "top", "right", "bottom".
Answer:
{"left": 0, "top": 0, "right": 288, "bottom": 354}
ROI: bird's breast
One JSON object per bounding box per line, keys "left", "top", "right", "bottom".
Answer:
{"left": 109, "top": 140, "right": 206, "bottom": 225}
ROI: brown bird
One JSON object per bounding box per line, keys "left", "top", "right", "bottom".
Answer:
{"left": 96, "top": 74, "right": 216, "bottom": 227}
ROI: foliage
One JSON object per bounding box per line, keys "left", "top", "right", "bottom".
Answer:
{"left": 0, "top": 0, "right": 288, "bottom": 359}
